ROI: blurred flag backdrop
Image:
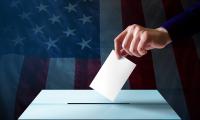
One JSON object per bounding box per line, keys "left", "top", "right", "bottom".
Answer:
{"left": 0, "top": 0, "right": 200, "bottom": 120}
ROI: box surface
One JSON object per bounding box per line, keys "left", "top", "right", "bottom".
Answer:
{"left": 19, "top": 90, "right": 180, "bottom": 120}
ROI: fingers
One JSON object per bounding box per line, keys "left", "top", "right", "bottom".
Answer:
{"left": 114, "top": 29, "right": 127, "bottom": 58}
{"left": 120, "top": 49, "right": 128, "bottom": 57}
{"left": 137, "top": 31, "right": 148, "bottom": 56}
{"left": 122, "top": 30, "right": 133, "bottom": 56}
{"left": 114, "top": 24, "right": 152, "bottom": 58}
{"left": 144, "top": 44, "right": 154, "bottom": 50}
{"left": 129, "top": 26, "right": 142, "bottom": 57}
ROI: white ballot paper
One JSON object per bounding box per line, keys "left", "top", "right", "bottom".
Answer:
{"left": 90, "top": 50, "right": 136, "bottom": 101}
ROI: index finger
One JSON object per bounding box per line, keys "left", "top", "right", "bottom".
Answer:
{"left": 114, "top": 30, "right": 127, "bottom": 58}
{"left": 137, "top": 35, "right": 148, "bottom": 56}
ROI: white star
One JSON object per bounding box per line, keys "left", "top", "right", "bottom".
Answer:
{"left": 77, "top": 38, "right": 92, "bottom": 50}
{"left": 33, "top": 25, "right": 44, "bottom": 34}
{"left": 10, "top": 0, "right": 20, "bottom": 8}
{"left": 12, "top": 35, "right": 25, "bottom": 46}
{"left": 19, "top": 12, "right": 31, "bottom": 20}
{"left": 45, "top": 37, "right": 58, "bottom": 50}
{"left": 64, "top": 3, "right": 77, "bottom": 13}
{"left": 36, "top": 3, "right": 48, "bottom": 12}
{"left": 48, "top": 14, "right": 61, "bottom": 24}
{"left": 63, "top": 27, "right": 76, "bottom": 37}
{"left": 79, "top": 14, "right": 92, "bottom": 24}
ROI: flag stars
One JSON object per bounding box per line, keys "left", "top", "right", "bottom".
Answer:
{"left": 36, "top": 3, "right": 48, "bottom": 13}
{"left": 10, "top": 0, "right": 20, "bottom": 8}
{"left": 48, "top": 14, "right": 61, "bottom": 24}
{"left": 79, "top": 14, "right": 92, "bottom": 24}
{"left": 12, "top": 35, "right": 25, "bottom": 46}
{"left": 19, "top": 12, "right": 31, "bottom": 20}
{"left": 45, "top": 37, "right": 58, "bottom": 50}
{"left": 63, "top": 27, "right": 76, "bottom": 37}
{"left": 64, "top": 3, "right": 77, "bottom": 13}
{"left": 33, "top": 25, "right": 44, "bottom": 34}
{"left": 77, "top": 38, "right": 92, "bottom": 50}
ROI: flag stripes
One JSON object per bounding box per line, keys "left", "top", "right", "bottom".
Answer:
{"left": 0, "top": 54, "right": 24, "bottom": 120}
{"left": 180, "top": 0, "right": 200, "bottom": 59}
{"left": 99, "top": 0, "right": 130, "bottom": 89}
{"left": 141, "top": 0, "right": 189, "bottom": 119}
{"left": 121, "top": 0, "right": 156, "bottom": 89}
{"left": 162, "top": 0, "right": 200, "bottom": 119}
{"left": 74, "top": 59, "right": 101, "bottom": 89}
{"left": 15, "top": 57, "right": 49, "bottom": 119}
{"left": 0, "top": 0, "right": 199, "bottom": 119}
{"left": 99, "top": 0, "right": 122, "bottom": 64}
{"left": 46, "top": 58, "right": 75, "bottom": 89}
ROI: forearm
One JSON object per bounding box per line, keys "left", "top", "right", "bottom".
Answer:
{"left": 161, "top": 2, "right": 200, "bottom": 41}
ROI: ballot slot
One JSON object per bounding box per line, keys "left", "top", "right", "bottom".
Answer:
{"left": 67, "top": 103, "right": 131, "bottom": 104}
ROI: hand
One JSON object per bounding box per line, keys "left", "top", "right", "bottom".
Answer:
{"left": 114, "top": 24, "right": 172, "bottom": 58}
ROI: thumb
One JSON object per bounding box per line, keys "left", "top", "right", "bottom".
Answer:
{"left": 137, "top": 38, "right": 148, "bottom": 56}
{"left": 120, "top": 49, "right": 128, "bottom": 57}
{"left": 144, "top": 44, "right": 154, "bottom": 50}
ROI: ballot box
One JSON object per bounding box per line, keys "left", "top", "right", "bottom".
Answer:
{"left": 19, "top": 90, "right": 180, "bottom": 120}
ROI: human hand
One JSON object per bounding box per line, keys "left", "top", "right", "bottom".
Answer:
{"left": 114, "top": 24, "right": 172, "bottom": 58}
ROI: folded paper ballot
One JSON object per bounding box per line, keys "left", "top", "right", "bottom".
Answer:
{"left": 90, "top": 50, "right": 136, "bottom": 101}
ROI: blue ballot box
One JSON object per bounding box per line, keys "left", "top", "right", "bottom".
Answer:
{"left": 18, "top": 90, "right": 180, "bottom": 120}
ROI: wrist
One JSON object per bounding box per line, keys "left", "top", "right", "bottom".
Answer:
{"left": 156, "top": 27, "right": 172, "bottom": 45}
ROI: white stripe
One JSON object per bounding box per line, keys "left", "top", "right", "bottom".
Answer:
{"left": 141, "top": 0, "right": 189, "bottom": 119}
{"left": 0, "top": 54, "right": 24, "bottom": 120}
{"left": 100, "top": 0, "right": 130, "bottom": 89}
{"left": 46, "top": 58, "right": 75, "bottom": 89}
{"left": 181, "top": 0, "right": 200, "bottom": 59}
{"left": 100, "top": 0, "right": 122, "bottom": 63}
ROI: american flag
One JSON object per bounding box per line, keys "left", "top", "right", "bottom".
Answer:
{"left": 0, "top": 0, "right": 200, "bottom": 120}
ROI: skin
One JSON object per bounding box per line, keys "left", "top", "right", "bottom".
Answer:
{"left": 114, "top": 24, "right": 172, "bottom": 58}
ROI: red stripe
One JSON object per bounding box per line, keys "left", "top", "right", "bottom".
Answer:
{"left": 162, "top": 0, "right": 200, "bottom": 119}
{"left": 15, "top": 57, "right": 49, "bottom": 119}
{"left": 121, "top": 0, "right": 156, "bottom": 89}
{"left": 74, "top": 59, "right": 101, "bottom": 89}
